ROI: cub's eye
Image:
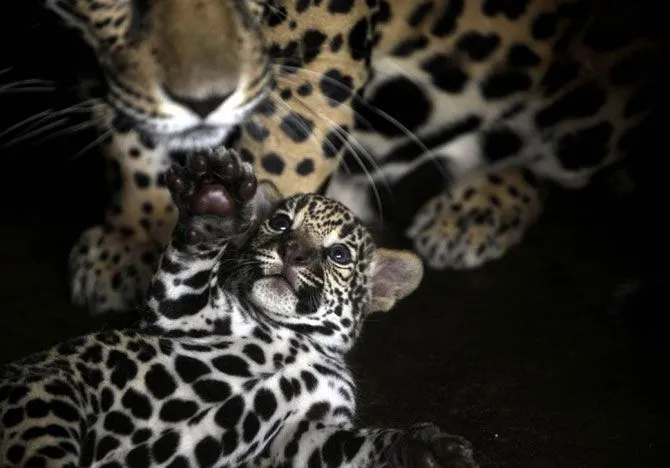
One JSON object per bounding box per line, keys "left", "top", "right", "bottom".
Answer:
{"left": 327, "top": 244, "right": 351, "bottom": 265}
{"left": 268, "top": 213, "right": 291, "bottom": 232}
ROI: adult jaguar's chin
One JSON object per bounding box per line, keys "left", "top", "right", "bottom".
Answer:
{"left": 109, "top": 88, "right": 270, "bottom": 152}
{"left": 161, "top": 126, "right": 235, "bottom": 152}
{"left": 123, "top": 124, "right": 235, "bottom": 153}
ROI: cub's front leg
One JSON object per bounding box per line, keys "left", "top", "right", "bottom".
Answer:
{"left": 144, "top": 148, "right": 280, "bottom": 323}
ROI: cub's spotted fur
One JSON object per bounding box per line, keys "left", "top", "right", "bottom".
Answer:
{"left": 41, "top": 0, "right": 668, "bottom": 313}
{"left": 0, "top": 149, "right": 477, "bottom": 468}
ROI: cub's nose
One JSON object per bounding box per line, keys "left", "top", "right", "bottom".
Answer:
{"left": 279, "top": 239, "right": 315, "bottom": 266}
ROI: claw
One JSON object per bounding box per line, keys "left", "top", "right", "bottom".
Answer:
{"left": 239, "top": 178, "right": 257, "bottom": 201}
{"left": 166, "top": 168, "right": 186, "bottom": 195}
{"left": 189, "top": 153, "right": 209, "bottom": 177}
{"left": 221, "top": 155, "right": 239, "bottom": 180}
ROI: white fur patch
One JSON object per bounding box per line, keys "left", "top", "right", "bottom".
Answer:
{"left": 250, "top": 277, "right": 299, "bottom": 318}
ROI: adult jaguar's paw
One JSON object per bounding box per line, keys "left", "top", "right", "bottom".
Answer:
{"left": 407, "top": 423, "right": 479, "bottom": 468}
{"left": 406, "top": 167, "right": 543, "bottom": 270}
{"left": 165, "top": 148, "right": 258, "bottom": 245}
{"left": 69, "top": 226, "right": 161, "bottom": 314}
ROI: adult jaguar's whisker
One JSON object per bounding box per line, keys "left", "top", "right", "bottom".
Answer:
{"left": 271, "top": 64, "right": 450, "bottom": 183}
{"left": 0, "top": 98, "right": 100, "bottom": 142}
{"left": 69, "top": 127, "right": 114, "bottom": 161}
{"left": 266, "top": 89, "right": 389, "bottom": 226}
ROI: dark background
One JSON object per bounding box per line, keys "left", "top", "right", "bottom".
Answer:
{"left": 1, "top": 1, "right": 669, "bottom": 467}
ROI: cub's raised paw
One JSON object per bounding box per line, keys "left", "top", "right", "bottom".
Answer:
{"left": 407, "top": 167, "right": 543, "bottom": 270}
{"left": 408, "top": 423, "right": 479, "bottom": 468}
{"left": 165, "top": 148, "right": 258, "bottom": 244}
{"left": 69, "top": 226, "right": 161, "bottom": 314}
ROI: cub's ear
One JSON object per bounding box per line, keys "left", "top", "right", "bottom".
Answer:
{"left": 254, "top": 180, "right": 283, "bottom": 219}
{"left": 258, "top": 180, "right": 283, "bottom": 203}
{"left": 370, "top": 248, "right": 424, "bottom": 313}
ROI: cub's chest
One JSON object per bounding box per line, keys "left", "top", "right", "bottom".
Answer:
{"left": 86, "top": 348, "right": 355, "bottom": 465}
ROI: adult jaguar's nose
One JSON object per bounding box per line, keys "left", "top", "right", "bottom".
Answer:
{"left": 279, "top": 239, "right": 315, "bottom": 266}
{"left": 163, "top": 86, "right": 233, "bottom": 119}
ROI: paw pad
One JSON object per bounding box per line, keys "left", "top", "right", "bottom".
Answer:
{"left": 166, "top": 149, "right": 257, "bottom": 219}
{"left": 166, "top": 149, "right": 259, "bottom": 245}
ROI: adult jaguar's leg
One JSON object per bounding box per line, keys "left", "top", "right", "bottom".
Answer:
{"left": 68, "top": 123, "right": 176, "bottom": 315}
{"left": 325, "top": 156, "right": 544, "bottom": 270}
{"left": 407, "top": 166, "right": 544, "bottom": 270}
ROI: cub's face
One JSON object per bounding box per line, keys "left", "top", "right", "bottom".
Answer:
{"left": 45, "top": 0, "right": 271, "bottom": 150}
{"left": 243, "top": 193, "right": 424, "bottom": 349}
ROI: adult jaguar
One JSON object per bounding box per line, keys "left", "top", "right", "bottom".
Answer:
{"left": 0, "top": 148, "right": 478, "bottom": 468}
{"left": 40, "top": 0, "right": 667, "bottom": 314}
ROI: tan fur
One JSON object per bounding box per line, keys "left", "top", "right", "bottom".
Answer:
{"left": 50, "top": 0, "right": 665, "bottom": 194}
{"left": 242, "top": 1, "right": 371, "bottom": 194}
{"left": 370, "top": 249, "right": 424, "bottom": 313}
{"left": 45, "top": 0, "right": 668, "bottom": 314}
{"left": 152, "top": 1, "right": 243, "bottom": 98}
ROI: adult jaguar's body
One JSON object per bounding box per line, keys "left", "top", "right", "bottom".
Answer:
{"left": 0, "top": 149, "right": 477, "bottom": 468}
{"left": 41, "top": 0, "right": 667, "bottom": 313}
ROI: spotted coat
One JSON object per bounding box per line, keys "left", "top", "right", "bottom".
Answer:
{"left": 0, "top": 149, "right": 475, "bottom": 468}
{"left": 41, "top": 0, "right": 668, "bottom": 314}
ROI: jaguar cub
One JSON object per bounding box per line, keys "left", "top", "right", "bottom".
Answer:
{"left": 0, "top": 149, "right": 477, "bottom": 468}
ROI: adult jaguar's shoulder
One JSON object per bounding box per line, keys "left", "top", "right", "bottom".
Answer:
{"left": 40, "top": 0, "right": 668, "bottom": 314}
